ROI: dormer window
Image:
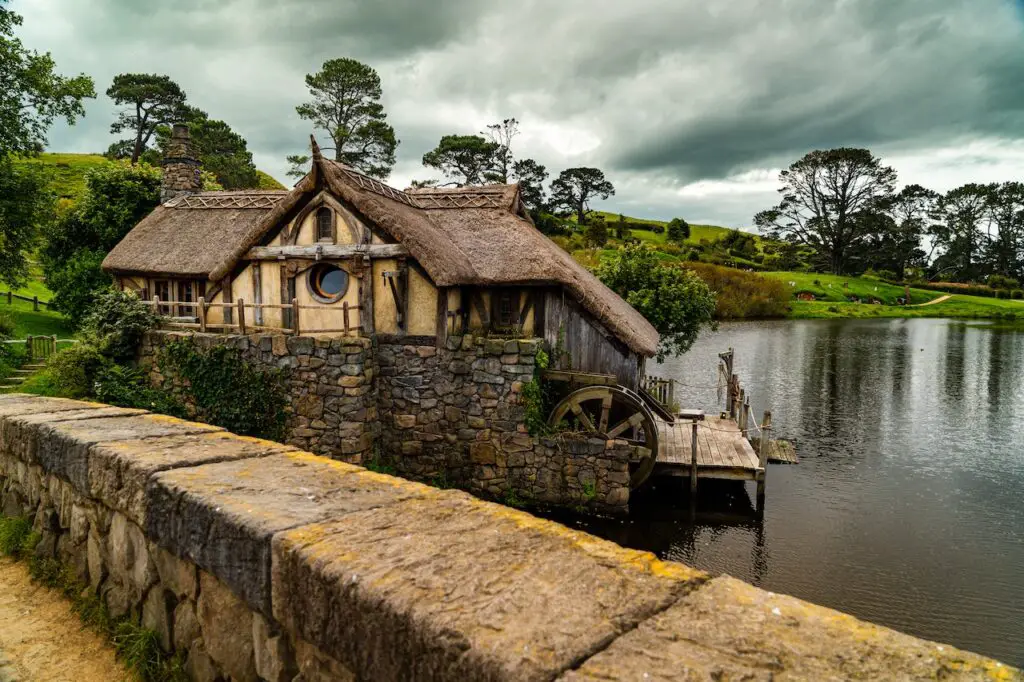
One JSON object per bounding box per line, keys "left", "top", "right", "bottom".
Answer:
{"left": 316, "top": 207, "right": 333, "bottom": 242}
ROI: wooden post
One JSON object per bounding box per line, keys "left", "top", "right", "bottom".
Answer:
{"left": 292, "top": 298, "right": 300, "bottom": 336}
{"left": 26, "top": 335, "right": 33, "bottom": 361}
{"left": 236, "top": 298, "right": 246, "bottom": 335}
{"left": 50, "top": 335, "right": 56, "bottom": 359}
{"left": 154, "top": 296, "right": 161, "bottom": 317}
{"left": 198, "top": 297, "right": 207, "bottom": 333}
{"left": 757, "top": 410, "right": 771, "bottom": 507}
{"left": 343, "top": 301, "right": 350, "bottom": 335}
{"left": 738, "top": 388, "right": 747, "bottom": 431}
{"left": 730, "top": 374, "right": 739, "bottom": 420}
{"left": 690, "top": 419, "right": 699, "bottom": 495}
{"left": 904, "top": 284, "right": 911, "bottom": 306}
{"left": 32, "top": 295, "right": 38, "bottom": 312}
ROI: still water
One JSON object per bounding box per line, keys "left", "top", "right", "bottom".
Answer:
{"left": 558, "top": 319, "right": 1024, "bottom": 666}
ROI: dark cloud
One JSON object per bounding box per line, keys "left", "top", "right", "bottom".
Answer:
{"left": 11, "top": 0, "right": 1024, "bottom": 227}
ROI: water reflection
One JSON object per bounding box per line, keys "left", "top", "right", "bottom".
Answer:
{"left": 562, "top": 319, "right": 1024, "bottom": 667}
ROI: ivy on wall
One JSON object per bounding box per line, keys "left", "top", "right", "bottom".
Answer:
{"left": 159, "top": 340, "right": 288, "bottom": 441}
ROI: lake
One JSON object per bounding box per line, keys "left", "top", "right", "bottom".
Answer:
{"left": 554, "top": 318, "right": 1024, "bottom": 667}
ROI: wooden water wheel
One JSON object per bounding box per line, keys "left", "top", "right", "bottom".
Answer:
{"left": 548, "top": 385, "right": 659, "bottom": 489}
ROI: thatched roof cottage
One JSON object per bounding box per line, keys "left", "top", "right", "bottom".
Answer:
{"left": 104, "top": 126, "right": 658, "bottom": 388}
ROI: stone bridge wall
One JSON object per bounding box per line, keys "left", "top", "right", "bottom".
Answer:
{"left": 140, "top": 331, "right": 632, "bottom": 514}
{"left": 0, "top": 395, "right": 1015, "bottom": 681}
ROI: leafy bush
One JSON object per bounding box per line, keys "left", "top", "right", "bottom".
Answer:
{"left": 160, "top": 340, "right": 288, "bottom": 440}
{"left": 48, "top": 344, "right": 110, "bottom": 398}
{"left": 1012, "top": 289, "right": 1024, "bottom": 300}
{"left": 687, "top": 249, "right": 701, "bottom": 262}
{"left": 596, "top": 243, "right": 717, "bottom": 360}
{"left": 93, "top": 364, "right": 185, "bottom": 416}
{"left": 0, "top": 310, "right": 15, "bottom": 338}
{"left": 667, "top": 218, "right": 690, "bottom": 244}
{"left": 917, "top": 282, "right": 996, "bottom": 298}
{"left": 682, "top": 263, "right": 789, "bottom": 319}
{"left": 80, "top": 288, "right": 158, "bottom": 362}
{"left": 988, "top": 274, "right": 1020, "bottom": 290}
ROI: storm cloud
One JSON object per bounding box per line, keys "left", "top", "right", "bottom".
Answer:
{"left": 11, "top": 0, "right": 1024, "bottom": 227}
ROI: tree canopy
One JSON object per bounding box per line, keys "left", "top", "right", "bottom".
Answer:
{"left": 511, "top": 158, "right": 548, "bottom": 213}
{"left": 483, "top": 118, "right": 518, "bottom": 184}
{"left": 667, "top": 218, "right": 690, "bottom": 244}
{"left": 550, "top": 167, "right": 615, "bottom": 225}
{"left": 107, "top": 73, "right": 187, "bottom": 164}
{"left": 596, "top": 243, "right": 716, "bottom": 361}
{"left": 755, "top": 148, "right": 897, "bottom": 275}
{"left": 421, "top": 134, "right": 499, "bottom": 186}
{"left": 0, "top": 0, "right": 95, "bottom": 158}
{"left": 295, "top": 58, "right": 398, "bottom": 179}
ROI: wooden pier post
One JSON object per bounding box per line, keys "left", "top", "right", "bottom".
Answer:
{"left": 738, "top": 388, "right": 747, "bottom": 432}
{"left": 690, "top": 419, "right": 699, "bottom": 496}
{"left": 756, "top": 410, "right": 772, "bottom": 509}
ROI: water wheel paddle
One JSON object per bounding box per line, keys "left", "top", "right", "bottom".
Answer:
{"left": 547, "top": 385, "right": 659, "bottom": 489}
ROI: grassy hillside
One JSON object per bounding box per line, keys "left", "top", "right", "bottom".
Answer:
{"left": 591, "top": 211, "right": 754, "bottom": 245}
{"left": 14, "top": 153, "right": 288, "bottom": 197}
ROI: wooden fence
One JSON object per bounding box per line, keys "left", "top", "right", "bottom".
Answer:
{"left": 1, "top": 291, "right": 49, "bottom": 311}
{"left": 641, "top": 375, "right": 676, "bottom": 410}
{"left": 144, "top": 297, "right": 364, "bottom": 336}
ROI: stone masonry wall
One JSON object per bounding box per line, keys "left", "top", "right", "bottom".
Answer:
{"left": 139, "top": 331, "right": 378, "bottom": 465}
{"left": 140, "top": 331, "right": 632, "bottom": 514}
{"left": 377, "top": 336, "right": 631, "bottom": 513}
{"left": 0, "top": 394, "right": 1016, "bottom": 681}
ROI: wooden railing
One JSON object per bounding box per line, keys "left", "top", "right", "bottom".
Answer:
{"left": 641, "top": 375, "right": 676, "bottom": 410}
{"left": 143, "top": 297, "right": 364, "bottom": 336}
{"left": 2, "top": 291, "right": 49, "bottom": 311}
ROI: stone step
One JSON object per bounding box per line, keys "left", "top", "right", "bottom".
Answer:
{"left": 12, "top": 369, "right": 35, "bottom": 375}
{"left": 22, "top": 364, "right": 45, "bottom": 370}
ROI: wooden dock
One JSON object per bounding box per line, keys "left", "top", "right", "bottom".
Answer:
{"left": 654, "top": 417, "right": 764, "bottom": 482}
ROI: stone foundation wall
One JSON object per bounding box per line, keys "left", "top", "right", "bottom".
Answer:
{"left": 0, "top": 395, "right": 1014, "bottom": 681}
{"left": 140, "top": 331, "right": 632, "bottom": 514}
{"left": 377, "top": 337, "right": 631, "bottom": 512}
{"left": 139, "top": 331, "right": 378, "bottom": 465}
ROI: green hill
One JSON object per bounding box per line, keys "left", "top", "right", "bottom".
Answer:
{"left": 14, "top": 153, "right": 288, "bottom": 198}
{"left": 591, "top": 211, "right": 757, "bottom": 245}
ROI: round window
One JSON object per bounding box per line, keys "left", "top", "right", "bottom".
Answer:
{"left": 308, "top": 264, "right": 349, "bottom": 303}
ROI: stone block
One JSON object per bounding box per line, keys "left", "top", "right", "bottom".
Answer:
{"left": 272, "top": 492, "right": 704, "bottom": 682}
{"left": 253, "top": 613, "right": 298, "bottom": 682}
{"left": 88, "top": 431, "right": 290, "bottom": 527}
{"left": 294, "top": 638, "right": 356, "bottom": 682}
{"left": 152, "top": 542, "right": 198, "bottom": 600}
{"left": 186, "top": 638, "right": 222, "bottom": 682}
{"left": 395, "top": 414, "right": 417, "bottom": 429}
{"left": 173, "top": 599, "right": 201, "bottom": 651}
{"left": 141, "top": 586, "right": 175, "bottom": 652}
{"left": 561, "top": 576, "right": 1009, "bottom": 681}
{"left": 146, "top": 451, "right": 431, "bottom": 615}
{"left": 198, "top": 571, "right": 258, "bottom": 682}
{"left": 469, "top": 442, "right": 496, "bottom": 464}
{"left": 286, "top": 337, "right": 315, "bottom": 356}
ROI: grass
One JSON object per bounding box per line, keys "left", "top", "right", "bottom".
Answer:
{"left": 13, "top": 153, "right": 111, "bottom": 200}
{"left": 591, "top": 211, "right": 756, "bottom": 246}
{"left": 762, "top": 271, "right": 944, "bottom": 305}
{"left": 790, "top": 294, "right": 1024, "bottom": 320}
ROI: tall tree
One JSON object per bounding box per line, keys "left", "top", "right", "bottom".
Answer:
{"left": 932, "top": 183, "right": 992, "bottom": 281}
{"left": 107, "top": 74, "right": 187, "bottom": 164}
{"left": 875, "top": 184, "right": 938, "bottom": 278}
{"left": 754, "top": 148, "right": 897, "bottom": 275}
{"left": 550, "top": 167, "right": 615, "bottom": 225}
{"left": 0, "top": 159, "right": 52, "bottom": 286}
{"left": 483, "top": 117, "right": 519, "bottom": 183}
{"left": 985, "top": 182, "right": 1024, "bottom": 280}
{"left": 295, "top": 58, "right": 398, "bottom": 179}
{"left": 0, "top": 0, "right": 95, "bottom": 157}
{"left": 421, "top": 135, "right": 499, "bottom": 186}
{"left": 511, "top": 158, "right": 548, "bottom": 212}
{"left": 143, "top": 107, "right": 258, "bottom": 189}
{"left": 667, "top": 218, "right": 690, "bottom": 244}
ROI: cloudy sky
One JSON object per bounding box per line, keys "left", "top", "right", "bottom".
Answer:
{"left": 12, "top": 0, "right": 1024, "bottom": 227}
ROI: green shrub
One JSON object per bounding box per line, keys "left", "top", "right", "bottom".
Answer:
{"left": 0, "top": 310, "right": 16, "bottom": 338}
{"left": 686, "top": 249, "right": 701, "bottom": 262}
{"left": 81, "top": 288, "right": 158, "bottom": 362}
{"left": 94, "top": 364, "right": 185, "bottom": 416}
{"left": 996, "top": 289, "right": 1009, "bottom": 299}
{"left": 1012, "top": 289, "right": 1024, "bottom": 300}
{"left": 918, "top": 281, "right": 996, "bottom": 298}
{"left": 160, "top": 340, "right": 288, "bottom": 440}
{"left": 681, "top": 263, "right": 789, "bottom": 320}
{"left": 48, "top": 343, "right": 110, "bottom": 398}
{"left": 0, "top": 516, "right": 34, "bottom": 557}
{"left": 988, "top": 274, "right": 1019, "bottom": 290}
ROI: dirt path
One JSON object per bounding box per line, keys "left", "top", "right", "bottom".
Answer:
{"left": 911, "top": 294, "right": 952, "bottom": 307}
{"left": 0, "top": 558, "right": 128, "bottom": 682}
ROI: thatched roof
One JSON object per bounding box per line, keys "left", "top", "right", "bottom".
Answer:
{"left": 103, "top": 160, "right": 659, "bottom": 356}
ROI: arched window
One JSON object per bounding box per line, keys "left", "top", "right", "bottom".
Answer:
{"left": 316, "top": 207, "right": 333, "bottom": 242}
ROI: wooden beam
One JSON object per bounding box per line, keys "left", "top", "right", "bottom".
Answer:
{"left": 247, "top": 244, "right": 409, "bottom": 260}
{"left": 358, "top": 256, "right": 374, "bottom": 335}
{"left": 252, "top": 263, "right": 263, "bottom": 326}
{"left": 436, "top": 287, "right": 448, "bottom": 348}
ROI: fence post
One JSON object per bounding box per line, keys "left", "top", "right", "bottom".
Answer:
{"left": 690, "top": 419, "right": 699, "bottom": 495}
{"left": 153, "top": 296, "right": 161, "bottom": 317}
{"left": 236, "top": 298, "right": 246, "bottom": 335}
{"left": 198, "top": 297, "right": 207, "bottom": 333}
{"left": 757, "top": 410, "right": 771, "bottom": 506}
{"left": 292, "top": 298, "right": 301, "bottom": 336}
{"left": 343, "top": 301, "right": 350, "bottom": 335}
{"left": 33, "top": 295, "right": 38, "bottom": 312}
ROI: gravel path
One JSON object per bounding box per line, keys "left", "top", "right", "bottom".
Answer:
{"left": 0, "top": 558, "right": 128, "bottom": 682}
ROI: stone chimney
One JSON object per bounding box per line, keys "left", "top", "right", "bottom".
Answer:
{"left": 161, "top": 124, "right": 202, "bottom": 203}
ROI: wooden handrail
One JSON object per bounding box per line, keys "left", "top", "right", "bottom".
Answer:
{"left": 142, "top": 297, "right": 364, "bottom": 337}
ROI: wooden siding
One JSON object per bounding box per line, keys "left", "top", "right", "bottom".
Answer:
{"left": 543, "top": 290, "right": 643, "bottom": 390}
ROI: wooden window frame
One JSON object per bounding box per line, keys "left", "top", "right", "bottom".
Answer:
{"left": 491, "top": 289, "right": 520, "bottom": 331}
{"left": 315, "top": 207, "right": 334, "bottom": 243}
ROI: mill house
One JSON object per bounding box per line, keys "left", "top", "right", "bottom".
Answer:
{"left": 103, "top": 125, "right": 769, "bottom": 512}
